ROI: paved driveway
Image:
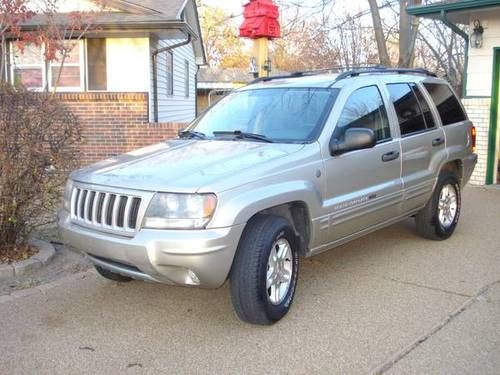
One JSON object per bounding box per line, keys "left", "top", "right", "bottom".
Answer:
{"left": 1, "top": 187, "right": 499, "bottom": 374}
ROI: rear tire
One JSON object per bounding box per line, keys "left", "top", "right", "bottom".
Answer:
{"left": 415, "top": 171, "right": 461, "bottom": 240}
{"left": 94, "top": 265, "right": 133, "bottom": 282}
{"left": 230, "top": 215, "right": 300, "bottom": 325}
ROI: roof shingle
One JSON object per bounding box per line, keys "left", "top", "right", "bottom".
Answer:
{"left": 113, "top": 0, "right": 187, "bottom": 20}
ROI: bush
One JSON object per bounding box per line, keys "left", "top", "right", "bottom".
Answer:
{"left": 0, "top": 84, "right": 81, "bottom": 258}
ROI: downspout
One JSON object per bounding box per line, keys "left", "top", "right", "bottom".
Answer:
{"left": 439, "top": 9, "right": 469, "bottom": 97}
{"left": 195, "top": 64, "right": 199, "bottom": 116}
{"left": 152, "top": 31, "right": 192, "bottom": 123}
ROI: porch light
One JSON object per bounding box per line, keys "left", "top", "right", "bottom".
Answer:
{"left": 470, "top": 20, "right": 484, "bottom": 49}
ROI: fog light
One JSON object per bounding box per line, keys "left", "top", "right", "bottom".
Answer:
{"left": 186, "top": 270, "right": 200, "bottom": 285}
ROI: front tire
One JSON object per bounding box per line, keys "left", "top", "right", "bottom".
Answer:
{"left": 230, "top": 215, "right": 300, "bottom": 325}
{"left": 415, "top": 171, "right": 461, "bottom": 240}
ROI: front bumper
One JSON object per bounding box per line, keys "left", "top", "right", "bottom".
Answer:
{"left": 58, "top": 210, "right": 245, "bottom": 288}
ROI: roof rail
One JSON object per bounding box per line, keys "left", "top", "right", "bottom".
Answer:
{"left": 334, "top": 67, "right": 437, "bottom": 83}
{"left": 248, "top": 64, "right": 385, "bottom": 85}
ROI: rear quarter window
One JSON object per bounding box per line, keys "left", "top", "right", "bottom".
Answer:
{"left": 423, "top": 83, "right": 467, "bottom": 126}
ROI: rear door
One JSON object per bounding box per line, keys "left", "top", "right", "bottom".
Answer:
{"left": 321, "top": 83, "right": 403, "bottom": 245}
{"left": 422, "top": 82, "right": 472, "bottom": 180}
{"left": 384, "top": 82, "right": 447, "bottom": 213}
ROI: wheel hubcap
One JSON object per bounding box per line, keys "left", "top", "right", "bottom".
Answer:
{"left": 438, "top": 184, "right": 458, "bottom": 228}
{"left": 266, "top": 238, "right": 293, "bottom": 305}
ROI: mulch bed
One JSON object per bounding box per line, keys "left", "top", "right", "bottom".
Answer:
{"left": 0, "top": 245, "right": 38, "bottom": 264}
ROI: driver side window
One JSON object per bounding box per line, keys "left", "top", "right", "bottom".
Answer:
{"left": 336, "top": 85, "right": 391, "bottom": 142}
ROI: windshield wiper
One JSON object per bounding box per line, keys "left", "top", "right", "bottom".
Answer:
{"left": 213, "top": 130, "right": 274, "bottom": 143}
{"left": 178, "top": 130, "right": 206, "bottom": 140}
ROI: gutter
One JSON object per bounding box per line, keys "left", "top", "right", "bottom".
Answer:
{"left": 438, "top": 10, "right": 470, "bottom": 97}
{"left": 151, "top": 31, "right": 192, "bottom": 123}
{"left": 407, "top": 0, "right": 500, "bottom": 17}
{"left": 439, "top": 10, "right": 469, "bottom": 44}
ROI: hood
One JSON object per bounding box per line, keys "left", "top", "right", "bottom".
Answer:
{"left": 72, "top": 140, "right": 305, "bottom": 192}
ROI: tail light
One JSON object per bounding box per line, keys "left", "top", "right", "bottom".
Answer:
{"left": 470, "top": 125, "right": 476, "bottom": 152}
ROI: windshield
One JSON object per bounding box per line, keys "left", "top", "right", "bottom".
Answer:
{"left": 189, "top": 87, "right": 338, "bottom": 143}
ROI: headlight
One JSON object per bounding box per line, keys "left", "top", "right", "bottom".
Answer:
{"left": 63, "top": 179, "right": 74, "bottom": 212}
{"left": 143, "top": 193, "right": 217, "bottom": 229}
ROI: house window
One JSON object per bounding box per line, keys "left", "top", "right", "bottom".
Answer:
{"left": 49, "top": 41, "right": 84, "bottom": 91}
{"left": 87, "top": 38, "right": 107, "bottom": 91}
{"left": 11, "top": 44, "right": 45, "bottom": 90}
{"left": 10, "top": 41, "right": 84, "bottom": 91}
{"left": 166, "top": 51, "right": 173, "bottom": 96}
{"left": 184, "top": 59, "right": 190, "bottom": 98}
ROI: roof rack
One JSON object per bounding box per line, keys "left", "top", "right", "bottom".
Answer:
{"left": 249, "top": 64, "right": 384, "bottom": 85}
{"left": 334, "top": 67, "right": 437, "bottom": 82}
{"left": 248, "top": 65, "right": 437, "bottom": 85}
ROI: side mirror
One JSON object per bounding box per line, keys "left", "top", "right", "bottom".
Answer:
{"left": 330, "top": 128, "right": 377, "bottom": 156}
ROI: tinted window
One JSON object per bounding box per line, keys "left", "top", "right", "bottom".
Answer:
{"left": 336, "top": 86, "right": 391, "bottom": 142}
{"left": 411, "top": 84, "right": 436, "bottom": 129}
{"left": 387, "top": 83, "right": 427, "bottom": 136}
{"left": 423, "top": 83, "right": 466, "bottom": 125}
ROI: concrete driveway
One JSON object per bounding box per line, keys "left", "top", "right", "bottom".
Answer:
{"left": 1, "top": 186, "right": 499, "bottom": 374}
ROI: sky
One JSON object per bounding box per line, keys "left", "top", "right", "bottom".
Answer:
{"left": 201, "top": 0, "right": 248, "bottom": 16}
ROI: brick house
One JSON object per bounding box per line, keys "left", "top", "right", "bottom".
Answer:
{"left": 408, "top": 0, "right": 500, "bottom": 185}
{"left": 4, "top": 0, "right": 206, "bottom": 165}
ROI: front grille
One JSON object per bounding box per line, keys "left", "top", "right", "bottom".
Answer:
{"left": 70, "top": 187, "right": 142, "bottom": 234}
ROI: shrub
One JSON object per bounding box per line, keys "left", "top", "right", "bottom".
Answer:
{"left": 0, "top": 84, "right": 81, "bottom": 258}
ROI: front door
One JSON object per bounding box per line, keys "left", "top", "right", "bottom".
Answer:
{"left": 322, "top": 84, "right": 403, "bottom": 245}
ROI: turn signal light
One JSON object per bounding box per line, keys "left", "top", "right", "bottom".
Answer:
{"left": 470, "top": 126, "right": 476, "bottom": 152}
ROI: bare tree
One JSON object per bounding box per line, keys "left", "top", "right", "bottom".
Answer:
{"left": 415, "top": 18, "right": 465, "bottom": 93}
{"left": 368, "top": 0, "right": 391, "bottom": 66}
{"left": 398, "top": 0, "right": 422, "bottom": 66}
{"left": 329, "top": 17, "right": 379, "bottom": 68}
{"left": 0, "top": 0, "right": 33, "bottom": 82}
{"left": 198, "top": 4, "right": 249, "bottom": 68}
{"left": 367, "top": 0, "right": 422, "bottom": 67}
{"left": 197, "top": 0, "right": 464, "bottom": 88}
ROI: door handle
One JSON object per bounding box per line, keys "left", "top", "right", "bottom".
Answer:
{"left": 381, "top": 151, "right": 400, "bottom": 162}
{"left": 432, "top": 137, "right": 445, "bottom": 147}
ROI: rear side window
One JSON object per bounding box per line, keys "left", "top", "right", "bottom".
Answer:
{"left": 387, "top": 83, "right": 430, "bottom": 136}
{"left": 423, "top": 83, "right": 466, "bottom": 125}
{"left": 412, "top": 84, "right": 436, "bottom": 129}
{"left": 336, "top": 85, "right": 391, "bottom": 142}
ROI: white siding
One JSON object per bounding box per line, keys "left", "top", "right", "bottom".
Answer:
{"left": 106, "top": 38, "right": 150, "bottom": 92}
{"left": 151, "top": 38, "right": 197, "bottom": 123}
{"left": 466, "top": 13, "right": 500, "bottom": 97}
